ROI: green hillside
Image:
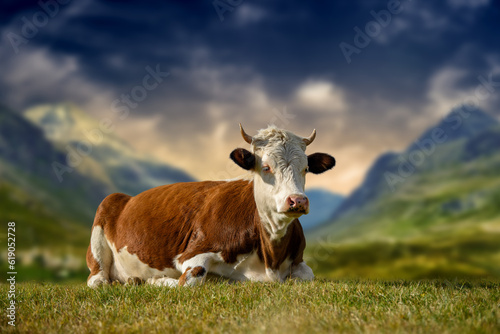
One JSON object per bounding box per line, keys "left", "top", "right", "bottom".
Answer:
{"left": 0, "top": 182, "right": 90, "bottom": 281}
{"left": 307, "top": 112, "right": 500, "bottom": 279}
{"left": 0, "top": 182, "right": 90, "bottom": 248}
{"left": 312, "top": 149, "right": 500, "bottom": 243}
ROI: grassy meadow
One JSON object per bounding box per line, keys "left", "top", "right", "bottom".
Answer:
{"left": 305, "top": 231, "right": 500, "bottom": 280}
{"left": 1, "top": 279, "right": 499, "bottom": 333}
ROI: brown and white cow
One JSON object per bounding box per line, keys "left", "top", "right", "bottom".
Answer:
{"left": 86, "top": 124, "right": 335, "bottom": 287}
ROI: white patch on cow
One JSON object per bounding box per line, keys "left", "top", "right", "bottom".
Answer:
{"left": 88, "top": 226, "right": 113, "bottom": 288}
{"left": 216, "top": 251, "right": 267, "bottom": 281}
{"left": 107, "top": 242, "right": 181, "bottom": 284}
{"left": 175, "top": 253, "right": 216, "bottom": 286}
{"left": 173, "top": 253, "right": 209, "bottom": 272}
{"left": 291, "top": 261, "right": 315, "bottom": 281}
{"left": 90, "top": 226, "right": 112, "bottom": 272}
{"left": 232, "top": 252, "right": 267, "bottom": 281}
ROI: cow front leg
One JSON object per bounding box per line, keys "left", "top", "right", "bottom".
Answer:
{"left": 177, "top": 253, "right": 216, "bottom": 286}
{"left": 179, "top": 266, "right": 207, "bottom": 286}
{"left": 291, "top": 261, "right": 314, "bottom": 281}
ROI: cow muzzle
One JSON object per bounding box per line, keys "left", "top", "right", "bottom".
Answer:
{"left": 283, "top": 194, "right": 309, "bottom": 215}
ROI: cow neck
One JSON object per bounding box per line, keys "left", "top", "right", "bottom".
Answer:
{"left": 255, "top": 208, "right": 295, "bottom": 241}
{"left": 254, "top": 208, "right": 295, "bottom": 270}
{"left": 250, "top": 178, "right": 296, "bottom": 242}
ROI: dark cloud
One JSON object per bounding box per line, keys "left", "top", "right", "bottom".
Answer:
{"left": 1, "top": 0, "right": 499, "bottom": 193}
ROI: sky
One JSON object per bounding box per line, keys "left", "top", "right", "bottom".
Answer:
{"left": 1, "top": 0, "right": 500, "bottom": 194}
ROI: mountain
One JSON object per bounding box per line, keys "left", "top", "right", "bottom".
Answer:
{"left": 330, "top": 107, "right": 499, "bottom": 220}
{"left": 24, "top": 103, "right": 194, "bottom": 196}
{"left": 301, "top": 189, "right": 343, "bottom": 232}
{"left": 311, "top": 107, "right": 500, "bottom": 243}
{"left": 0, "top": 104, "right": 109, "bottom": 223}
{"left": 407, "top": 108, "right": 498, "bottom": 152}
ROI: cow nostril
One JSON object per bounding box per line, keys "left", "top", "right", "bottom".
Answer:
{"left": 286, "top": 195, "right": 309, "bottom": 210}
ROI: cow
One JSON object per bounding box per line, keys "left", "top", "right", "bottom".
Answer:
{"left": 86, "top": 124, "right": 335, "bottom": 287}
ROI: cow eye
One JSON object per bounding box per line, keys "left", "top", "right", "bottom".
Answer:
{"left": 305, "top": 166, "right": 310, "bottom": 173}
{"left": 262, "top": 165, "right": 271, "bottom": 173}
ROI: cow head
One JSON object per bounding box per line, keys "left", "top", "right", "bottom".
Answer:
{"left": 230, "top": 124, "right": 335, "bottom": 237}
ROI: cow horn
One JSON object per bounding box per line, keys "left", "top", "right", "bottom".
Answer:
{"left": 303, "top": 129, "right": 316, "bottom": 146}
{"left": 239, "top": 123, "right": 253, "bottom": 144}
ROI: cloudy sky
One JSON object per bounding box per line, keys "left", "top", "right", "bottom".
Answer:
{"left": 1, "top": 0, "right": 500, "bottom": 194}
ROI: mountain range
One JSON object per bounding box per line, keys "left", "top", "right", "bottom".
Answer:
{"left": 311, "top": 107, "right": 500, "bottom": 244}
{"left": 24, "top": 104, "right": 194, "bottom": 197}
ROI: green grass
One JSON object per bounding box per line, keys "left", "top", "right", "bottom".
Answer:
{"left": 1, "top": 280, "right": 499, "bottom": 333}
{"left": 306, "top": 231, "right": 500, "bottom": 280}
{"left": 0, "top": 183, "right": 91, "bottom": 250}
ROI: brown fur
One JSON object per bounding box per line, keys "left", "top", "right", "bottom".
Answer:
{"left": 178, "top": 267, "right": 191, "bottom": 286}
{"left": 191, "top": 266, "right": 206, "bottom": 277}
{"left": 87, "top": 180, "right": 306, "bottom": 279}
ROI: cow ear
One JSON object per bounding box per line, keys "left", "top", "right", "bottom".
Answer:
{"left": 230, "top": 148, "right": 255, "bottom": 170}
{"left": 308, "top": 153, "right": 335, "bottom": 174}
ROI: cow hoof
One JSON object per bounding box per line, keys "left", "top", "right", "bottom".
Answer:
{"left": 147, "top": 277, "right": 179, "bottom": 287}
{"left": 87, "top": 274, "right": 110, "bottom": 288}
{"left": 126, "top": 277, "right": 144, "bottom": 286}
{"left": 291, "top": 262, "right": 315, "bottom": 281}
